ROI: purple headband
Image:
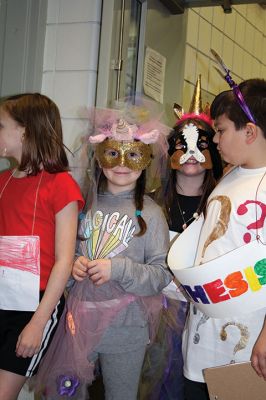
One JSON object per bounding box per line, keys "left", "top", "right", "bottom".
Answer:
{"left": 211, "top": 49, "right": 256, "bottom": 124}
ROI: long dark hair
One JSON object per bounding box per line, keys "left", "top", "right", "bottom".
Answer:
{"left": 161, "top": 119, "right": 223, "bottom": 224}
{"left": 1, "top": 93, "right": 69, "bottom": 175}
{"left": 163, "top": 167, "right": 217, "bottom": 225}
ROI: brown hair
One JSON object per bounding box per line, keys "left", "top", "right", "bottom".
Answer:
{"left": 134, "top": 170, "right": 147, "bottom": 237}
{"left": 1, "top": 93, "right": 69, "bottom": 175}
{"left": 163, "top": 167, "right": 217, "bottom": 225}
{"left": 210, "top": 78, "right": 266, "bottom": 138}
{"left": 161, "top": 118, "right": 223, "bottom": 224}
{"left": 96, "top": 166, "right": 147, "bottom": 237}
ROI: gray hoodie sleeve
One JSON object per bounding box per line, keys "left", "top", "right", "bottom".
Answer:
{"left": 110, "top": 206, "right": 172, "bottom": 296}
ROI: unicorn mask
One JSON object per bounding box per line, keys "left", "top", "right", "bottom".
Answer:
{"left": 168, "top": 75, "right": 219, "bottom": 174}
{"left": 90, "top": 118, "right": 159, "bottom": 171}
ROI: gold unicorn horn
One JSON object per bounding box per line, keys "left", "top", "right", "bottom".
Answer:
{"left": 189, "top": 74, "right": 203, "bottom": 115}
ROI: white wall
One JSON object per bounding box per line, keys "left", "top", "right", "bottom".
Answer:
{"left": 41, "top": 0, "right": 102, "bottom": 160}
{"left": 182, "top": 3, "right": 266, "bottom": 110}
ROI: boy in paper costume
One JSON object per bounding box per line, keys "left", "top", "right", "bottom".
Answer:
{"left": 170, "top": 56, "right": 266, "bottom": 399}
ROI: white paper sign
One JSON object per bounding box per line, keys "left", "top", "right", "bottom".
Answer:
{"left": 167, "top": 219, "right": 266, "bottom": 317}
{"left": 0, "top": 236, "right": 40, "bottom": 311}
{"left": 143, "top": 47, "right": 166, "bottom": 104}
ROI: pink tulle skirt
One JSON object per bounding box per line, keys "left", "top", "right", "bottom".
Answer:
{"left": 32, "top": 277, "right": 163, "bottom": 399}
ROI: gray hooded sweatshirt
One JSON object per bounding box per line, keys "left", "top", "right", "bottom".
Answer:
{"left": 77, "top": 189, "right": 172, "bottom": 353}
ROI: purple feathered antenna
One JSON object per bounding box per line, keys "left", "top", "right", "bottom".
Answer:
{"left": 210, "top": 48, "right": 256, "bottom": 124}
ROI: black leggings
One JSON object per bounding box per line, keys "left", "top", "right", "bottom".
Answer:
{"left": 184, "top": 378, "right": 210, "bottom": 400}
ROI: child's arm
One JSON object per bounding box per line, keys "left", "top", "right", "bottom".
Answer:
{"left": 72, "top": 206, "right": 171, "bottom": 293}
{"left": 15, "top": 201, "right": 79, "bottom": 358}
{"left": 251, "top": 317, "right": 266, "bottom": 379}
{"left": 74, "top": 207, "right": 171, "bottom": 293}
{"left": 109, "top": 207, "right": 171, "bottom": 296}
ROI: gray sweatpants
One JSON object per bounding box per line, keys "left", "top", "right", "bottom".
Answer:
{"left": 91, "top": 346, "right": 146, "bottom": 400}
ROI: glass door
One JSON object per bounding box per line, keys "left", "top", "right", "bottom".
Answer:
{"left": 96, "top": 0, "right": 186, "bottom": 126}
{"left": 96, "top": 0, "right": 146, "bottom": 107}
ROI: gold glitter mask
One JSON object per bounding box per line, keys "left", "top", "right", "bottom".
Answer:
{"left": 95, "top": 139, "right": 152, "bottom": 171}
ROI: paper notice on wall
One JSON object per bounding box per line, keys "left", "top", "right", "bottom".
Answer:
{"left": 143, "top": 47, "right": 166, "bottom": 104}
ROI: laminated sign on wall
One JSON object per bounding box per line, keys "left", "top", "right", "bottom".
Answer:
{"left": 143, "top": 47, "right": 166, "bottom": 104}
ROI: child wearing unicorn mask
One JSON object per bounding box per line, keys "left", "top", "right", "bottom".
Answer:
{"left": 34, "top": 103, "right": 172, "bottom": 400}
{"left": 161, "top": 77, "right": 223, "bottom": 400}
{"left": 167, "top": 76, "right": 223, "bottom": 235}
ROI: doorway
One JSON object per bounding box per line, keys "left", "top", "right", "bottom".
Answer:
{"left": 96, "top": 0, "right": 187, "bottom": 126}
